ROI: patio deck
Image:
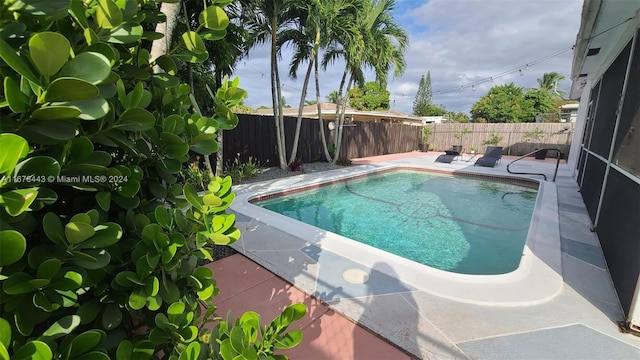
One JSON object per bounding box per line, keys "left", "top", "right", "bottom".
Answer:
{"left": 206, "top": 151, "right": 640, "bottom": 359}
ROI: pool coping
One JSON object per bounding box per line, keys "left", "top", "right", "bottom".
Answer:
{"left": 230, "top": 163, "right": 563, "bottom": 306}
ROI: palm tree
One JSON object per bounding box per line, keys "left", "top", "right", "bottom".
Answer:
{"left": 362, "top": 0, "right": 408, "bottom": 87}
{"left": 325, "top": 0, "right": 408, "bottom": 162}
{"left": 283, "top": 0, "right": 360, "bottom": 163}
{"left": 537, "top": 71, "right": 566, "bottom": 97}
{"left": 326, "top": 91, "right": 340, "bottom": 104}
{"left": 245, "top": 0, "right": 300, "bottom": 169}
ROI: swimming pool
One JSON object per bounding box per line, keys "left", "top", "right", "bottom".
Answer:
{"left": 253, "top": 170, "right": 537, "bottom": 275}
{"left": 231, "top": 162, "right": 562, "bottom": 305}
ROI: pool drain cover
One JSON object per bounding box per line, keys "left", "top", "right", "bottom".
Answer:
{"left": 342, "top": 268, "right": 369, "bottom": 284}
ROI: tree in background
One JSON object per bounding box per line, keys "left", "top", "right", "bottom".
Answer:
{"left": 245, "top": 0, "right": 300, "bottom": 169}
{"left": 423, "top": 103, "right": 446, "bottom": 116}
{"left": 471, "top": 83, "right": 532, "bottom": 123}
{"left": 446, "top": 111, "right": 471, "bottom": 123}
{"left": 535, "top": 71, "right": 570, "bottom": 122}
{"left": 327, "top": 90, "right": 340, "bottom": 104}
{"left": 348, "top": 81, "right": 390, "bottom": 110}
{"left": 230, "top": 102, "right": 255, "bottom": 114}
{"left": 471, "top": 83, "right": 557, "bottom": 123}
{"left": 413, "top": 71, "right": 449, "bottom": 117}
{"left": 537, "top": 71, "right": 566, "bottom": 96}
{"left": 324, "top": 0, "right": 408, "bottom": 163}
{"left": 283, "top": 0, "right": 358, "bottom": 164}
{"left": 524, "top": 88, "right": 555, "bottom": 121}
{"left": 413, "top": 71, "right": 433, "bottom": 116}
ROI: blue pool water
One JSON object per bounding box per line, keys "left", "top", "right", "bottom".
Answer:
{"left": 255, "top": 170, "right": 537, "bottom": 275}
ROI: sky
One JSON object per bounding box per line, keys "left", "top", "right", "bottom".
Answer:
{"left": 229, "top": 0, "right": 585, "bottom": 115}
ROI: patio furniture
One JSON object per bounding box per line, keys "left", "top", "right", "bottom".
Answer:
{"left": 474, "top": 146, "right": 503, "bottom": 167}
{"left": 462, "top": 152, "right": 479, "bottom": 162}
{"left": 435, "top": 154, "right": 457, "bottom": 163}
{"left": 435, "top": 146, "right": 464, "bottom": 164}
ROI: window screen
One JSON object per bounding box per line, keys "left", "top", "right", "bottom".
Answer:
{"left": 583, "top": 82, "right": 600, "bottom": 150}
{"left": 589, "top": 42, "right": 632, "bottom": 157}
{"left": 580, "top": 153, "right": 606, "bottom": 222}
{"left": 598, "top": 168, "right": 640, "bottom": 315}
{"left": 613, "top": 29, "right": 640, "bottom": 179}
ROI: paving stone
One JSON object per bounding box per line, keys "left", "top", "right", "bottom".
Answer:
{"left": 562, "top": 253, "right": 620, "bottom": 304}
{"left": 561, "top": 237, "right": 606, "bottom": 269}
{"left": 331, "top": 292, "right": 468, "bottom": 360}
{"left": 458, "top": 324, "right": 640, "bottom": 360}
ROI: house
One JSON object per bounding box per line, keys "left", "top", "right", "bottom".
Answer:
{"left": 559, "top": 103, "right": 579, "bottom": 122}
{"left": 420, "top": 116, "right": 448, "bottom": 124}
{"left": 569, "top": 0, "right": 640, "bottom": 332}
{"left": 252, "top": 103, "right": 424, "bottom": 126}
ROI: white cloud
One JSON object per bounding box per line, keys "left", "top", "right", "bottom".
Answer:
{"left": 232, "top": 0, "right": 584, "bottom": 115}
{"left": 394, "top": 81, "right": 418, "bottom": 95}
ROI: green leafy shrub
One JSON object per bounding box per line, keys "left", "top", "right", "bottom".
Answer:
{"left": 209, "top": 304, "right": 306, "bottom": 359}
{"left": 0, "top": 1, "right": 304, "bottom": 359}
{"left": 224, "top": 157, "right": 261, "bottom": 183}
{"left": 422, "top": 126, "right": 433, "bottom": 142}
{"left": 482, "top": 131, "right": 504, "bottom": 146}
{"left": 180, "top": 157, "right": 213, "bottom": 192}
{"left": 523, "top": 127, "right": 546, "bottom": 145}
{"left": 328, "top": 142, "right": 336, "bottom": 157}
{"left": 453, "top": 127, "right": 472, "bottom": 143}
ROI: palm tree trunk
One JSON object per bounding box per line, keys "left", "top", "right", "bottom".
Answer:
{"left": 150, "top": 1, "right": 181, "bottom": 72}
{"left": 270, "top": 13, "right": 287, "bottom": 169}
{"left": 289, "top": 50, "right": 316, "bottom": 164}
{"left": 275, "top": 55, "right": 287, "bottom": 168}
{"left": 315, "top": 55, "right": 332, "bottom": 162}
{"left": 334, "top": 75, "right": 352, "bottom": 163}
{"left": 333, "top": 68, "right": 349, "bottom": 146}
{"left": 332, "top": 66, "right": 349, "bottom": 162}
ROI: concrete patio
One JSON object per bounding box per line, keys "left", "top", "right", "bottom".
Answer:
{"left": 206, "top": 152, "right": 640, "bottom": 359}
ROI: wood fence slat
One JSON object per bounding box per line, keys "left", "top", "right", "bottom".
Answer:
{"left": 428, "top": 122, "right": 575, "bottom": 156}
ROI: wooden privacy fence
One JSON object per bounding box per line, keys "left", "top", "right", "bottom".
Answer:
{"left": 340, "top": 121, "right": 420, "bottom": 159}
{"left": 221, "top": 115, "right": 421, "bottom": 166}
{"left": 220, "top": 115, "right": 576, "bottom": 167}
{"left": 424, "top": 122, "right": 576, "bottom": 157}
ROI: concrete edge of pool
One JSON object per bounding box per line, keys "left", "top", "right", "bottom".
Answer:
{"left": 229, "top": 164, "right": 564, "bottom": 306}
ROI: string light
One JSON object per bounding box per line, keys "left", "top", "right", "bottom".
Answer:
{"left": 389, "top": 45, "right": 573, "bottom": 102}
{"left": 243, "top": 61, "right": 266, "bottom": 78}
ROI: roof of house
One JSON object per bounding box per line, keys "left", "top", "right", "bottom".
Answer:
{"left": 560, "top": 103, "right": 579, "bottom": 110}
{"left": 570, "top": 0, "right": 640, "bottom": 98}
{"left": 251, "top": 103, "right": 423, "bottom": 123}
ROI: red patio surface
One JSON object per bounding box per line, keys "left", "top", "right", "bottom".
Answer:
{"left": 206, "top": 151, "right": 566, "bottom": 359}
{"left": 206, "top": 254, "right": 415, "bottom": 360}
